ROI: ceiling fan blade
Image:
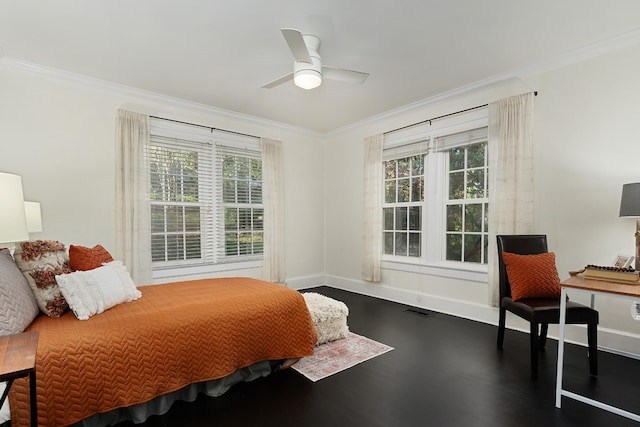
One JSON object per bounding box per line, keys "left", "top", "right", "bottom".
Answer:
{"left": 322, "top": 66, "right": 369, "bottom": 84}
{"left": 261, "top": 72, "right": 294, "bottom": 89}
{"left": 281, "top": 28, "right": 312, "bottom": 63}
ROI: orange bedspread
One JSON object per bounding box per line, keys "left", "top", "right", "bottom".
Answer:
{"left": 9, "top": 277, "right": 317, "bottom": 427}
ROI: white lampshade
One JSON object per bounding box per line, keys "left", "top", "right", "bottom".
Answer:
{"left": 24, "top": 201, "right": 42, "bottom": 233}
{"left": 0, "top": 172, "right": 28, "bottom": 244}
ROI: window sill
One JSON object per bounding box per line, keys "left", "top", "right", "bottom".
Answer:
{"left": 153, "top": 260, "right": 263, "bottom": 281}
{"left": 381, "top": 259, "right": 488, "bottom": 283}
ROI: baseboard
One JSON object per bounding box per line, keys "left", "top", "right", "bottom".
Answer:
{"left": 287, "top": 273, "right": 640, "bottom": 359}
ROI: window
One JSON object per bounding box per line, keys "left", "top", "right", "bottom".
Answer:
{"left": 445, "top": 142, "right": 489, "bottom": 263}
{"left": 383, "top": 155, "right": 424, "bottom": 257}
{"left": 149, "top": 119, "right": 262, "bottom": 272}
{"left": 382, "top": 125, "right": 488, "bottom": 268}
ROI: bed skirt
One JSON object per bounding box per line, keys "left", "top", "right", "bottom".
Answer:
{"left": 72, "top": 360, "right": 284, "bottom": 427}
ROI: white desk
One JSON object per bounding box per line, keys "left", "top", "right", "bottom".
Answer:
{"left": 556, "top": 274, "right": 640, "bottom": 421}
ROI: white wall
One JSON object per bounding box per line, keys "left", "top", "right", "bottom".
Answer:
{"left": 0, "top": 65, "right": 325, "bottom": 283}
{"left": 2, "top": 40, "right": 640, "bottom": 355}
{"left": 323, "top": 43, "right": 640, "bottom": 356}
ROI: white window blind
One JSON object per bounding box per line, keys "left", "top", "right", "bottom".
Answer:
{"left": 214, "top": 143, "right": 264, "bottom": 261}
{"left": 149, "top": 135, "right": 214, "bottom": 266}
{"left": 434, "top": 127, "right": 488, "bottom": 152}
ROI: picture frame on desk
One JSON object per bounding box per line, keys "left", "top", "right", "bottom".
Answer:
{"left": 613, "top": 255, "right": 635, "bottom": 269}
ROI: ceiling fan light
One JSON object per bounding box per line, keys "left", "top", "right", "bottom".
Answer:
{"left": 294, "top": 69, "right": 321, "bottom": 90}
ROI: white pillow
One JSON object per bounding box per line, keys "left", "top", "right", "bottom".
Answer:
{"left": 55, "top": 261, "right": 141, "bottom": 320}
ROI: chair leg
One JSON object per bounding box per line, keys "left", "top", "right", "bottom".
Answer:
{"left": 539, "top": 323, "right": 548, "bottom": 348}
{"left": 530, "top": 322, "right": 539, "bottom": 377}
{"left": 497, "top": 307, "right": 506, "bottom": 347}
{"left": 588, "top": 322, "right": 598, "bottom": 376}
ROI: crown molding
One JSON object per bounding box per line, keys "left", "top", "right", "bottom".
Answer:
{"left": 2, "top": 27, "right": 640, "bottom": 138}
{"left": 328, "top": 27, "right": 640, "bottom": 137}
{"left": 0, "top": 57, "right": 322, "bottom": 139}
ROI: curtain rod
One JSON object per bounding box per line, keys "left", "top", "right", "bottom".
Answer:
{"left": 149, "top": 115, "right": 260, "bottom": 139}
{"left": 383, "top": 91, "right": 538, "bottom": 136}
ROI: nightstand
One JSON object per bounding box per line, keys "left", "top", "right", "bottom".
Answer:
{"left": 0, "top": 331, "right": 38, "bottom": 427}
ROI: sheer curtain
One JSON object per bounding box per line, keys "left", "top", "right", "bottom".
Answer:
{"left": 362, "top": 134, "right": 384, "bottom": 282}
{"left": 261, "top": 137, "right": 285, "bottom": 283}
{"left": 487, "top": 93, "right": 535, "bottom": 306}
{"left": 115, "top": 109, "right": 152, "bottom": 285}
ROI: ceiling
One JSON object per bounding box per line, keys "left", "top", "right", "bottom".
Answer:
{"left": 1, "top": 1, "right": 640, "bottom": 133}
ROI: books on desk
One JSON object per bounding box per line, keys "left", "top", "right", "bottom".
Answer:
{"left": 584, "top": 265, "right": 640, "bottom": 284}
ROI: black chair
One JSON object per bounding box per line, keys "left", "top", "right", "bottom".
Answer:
{"left": 496, "top": 234, "right": 598, "bottom": 377}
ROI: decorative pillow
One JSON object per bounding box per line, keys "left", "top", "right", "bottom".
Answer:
{"left": 502, "top": 251, "right": 562, "bottom": 301}
{"left": 69, "top": 244, "right": 114, "bottom": 271}
{"left": 0, "top": 250, "right": 39, "bottom": 336}
{"left": 55, "top": 261, "right": 142, "bottom": 320}
{"left": 13, "top": 240, "right": 72, "bottom": 318}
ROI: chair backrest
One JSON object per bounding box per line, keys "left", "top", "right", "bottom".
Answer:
{"left": 496, "top": 235, "right": 548, "bottom": 300}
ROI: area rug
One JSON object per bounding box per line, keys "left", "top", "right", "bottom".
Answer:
{"left": 292, "top": 332, "right": 393, "bottom": 382}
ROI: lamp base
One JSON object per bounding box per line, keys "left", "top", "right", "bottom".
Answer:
{"left": 636, "top": 219, "right": 640, "bottom": 271}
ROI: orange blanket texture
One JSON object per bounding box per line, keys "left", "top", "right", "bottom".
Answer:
{"left": 9, "top": 277, "right": 317, "bottom": 427}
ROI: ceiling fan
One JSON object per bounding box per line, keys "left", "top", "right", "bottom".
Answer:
{"left": 262, "top": 28, "right": 369, "bottom": 90}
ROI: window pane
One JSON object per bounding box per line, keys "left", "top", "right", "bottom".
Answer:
{"left": 185, "top": 234, "right": 201, "bottom": 259}
{"left": 395, "top": 232, "right": 407, "bottom": 256}
{"left": 184, "top": 207, "right": 201, "bottom": 232}
{"left": 151, "top": 205, "right": 165, "bottom": 233}
{"left": 238, "top": 232, "right": 252, "bottom": 255}
{"left": 225, "top": 208, "right": 238, "bottom": 231}
{"left": 397, "top": 158, "right": 410, "bottom": 177}
{"left": 385, "top": 160, "right": 397, "bottom": 179}
{"left": 464, "top": 234, "right": 482, "bottom": 263}
{"left": 384, "top": 232, "right": 394, "bottom": 255}
{"left": 237, "top": 180, "right": 250, "bottom": 203}
{"left": 251, "top": 181, "right": 262, "bottom": 204}
{"left": 151, "top": 235, "right": 166, "bottom": 262}
{"left": 464, "top": 204, "right": 483, "bottom": 232}
{"left": 236, "top": 157, "right": 250, "bottom": 179}
{"left": 397, "top": 178, "right": 410, "bottom": 203}
{"left": 223, "top": 180, "right": 235, "bottom": 203}
{"left": 466, "top": 169, "right": 485, "bottom": 198}
{"left": 253, "top": 209, "right": 264, "bottom": 231}
{"left": 449, "top": 147, "right": 464, "bottom": 171}
{"left": 225, "top": 233, "right": 238, "bottom": 256}
{"left": 411, "top": 155, "right": 424, "bottom": 176}
{"left": 446, "top": 234, "right": 462, "bottom": 261}
{"left": 484, "top": 203, "right": 489, "bottom": 232}
{"left": 467, "top": 143, "right": 486, "bottom": 168}
{"left": 165, "top": 206, "right": 184, "bottom": 233}
{"left": 447, "top": 205, "right": 462, "bottom": 232}
{"left": 395, "top": 207, "right": 407, "bottom": 231}
{"left": 383, "top": 208, "right": 394, "bottom": 230}
{"left": 449, "top": 171, "right": 464, "bottom": 200}
{"left": 409, "top": 233, "right": 421, "bottom": 257}
{"left": 411, "top": 177, "right": 423, "bottom": 202}
{"left": 385, "top": 180, "right": 396, "bottom": 203}
{"left": 409, "top": 206, "right": 421, "bottom": 231}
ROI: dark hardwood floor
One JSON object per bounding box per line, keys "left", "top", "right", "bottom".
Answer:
{"left": 115, "top": 286, "right": 640, "bottom": 427}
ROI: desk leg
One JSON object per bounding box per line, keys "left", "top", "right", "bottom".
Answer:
{"left": 555, "top": 287, "right": 568, "bottom": 408}
{"left": 29, "top": 370, "right": 37, "bottom": 427}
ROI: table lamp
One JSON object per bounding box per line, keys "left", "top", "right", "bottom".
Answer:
{"left": 619, "top": 182, "right": 640, "bottom": 271}
{"left": 0, "top": 172, "right": 29, "bottom": 245}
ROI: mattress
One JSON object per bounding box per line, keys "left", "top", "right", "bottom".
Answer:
{"left": 9, "top": 277, "right": 317, "bottom": 427}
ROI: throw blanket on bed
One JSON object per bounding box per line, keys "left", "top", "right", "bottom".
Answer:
{"left": 9, "top": 277, "right": 317, "bottom": 427}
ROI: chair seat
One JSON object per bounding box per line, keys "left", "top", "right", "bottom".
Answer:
{"left": 502, "top": 297, "right": 599, "bottom": 324}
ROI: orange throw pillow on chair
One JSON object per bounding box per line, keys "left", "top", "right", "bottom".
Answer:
{"left": 69, "top": 244, "right": 114, "bottom": 271}
{"left": 502, "top": 251, "right": 562, "bottom": 301}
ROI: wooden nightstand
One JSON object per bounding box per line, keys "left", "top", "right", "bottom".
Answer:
{"left": 0, "top": 331, "right": 38, "bottom": 427}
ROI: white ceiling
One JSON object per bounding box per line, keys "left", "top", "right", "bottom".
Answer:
{"left": 1, "top": 1, "right": 640, "bottom": 133}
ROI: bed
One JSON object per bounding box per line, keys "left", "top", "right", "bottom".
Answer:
{"left": 5, "top": 275, "right": 318, "bottom": 427}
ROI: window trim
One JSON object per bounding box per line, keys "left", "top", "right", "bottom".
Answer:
{"left": 149, "top": 118, "right": 263, "bottom": 278}
{"left": 382, "top": 114, "right": 489, "bottom": 275}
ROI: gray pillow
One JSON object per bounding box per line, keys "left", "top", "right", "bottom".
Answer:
{"left": 0, "top": 249, "right": 39, "bottom": 335}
